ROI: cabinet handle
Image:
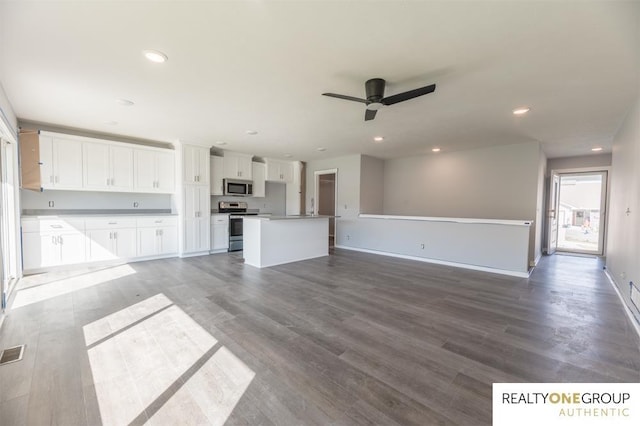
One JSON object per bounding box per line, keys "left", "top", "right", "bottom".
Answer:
{"left": 55, "top": 176, "right": 59, "bottom": 183}
{"left": 110, "top": 178, "right": 115, "bottom": 186}
{"left": 108, "top": 222, "right": 117, "bottom": 225}
{"left": 58, "top": 236, "right": 63, "bottom": 244}
{"left": 154, "top": 220, "right": 162, "bottom": 223}
{"left": 50, "top": 224, "right": 63, "bottom": 229}
{"left": 52, "top": 235, "right": 56, "bottom": 245}
{"left": 114, "top": 231, "right": 117, "bottom": 239}
{"left": 50, "top": 175, "right": 54, "bottom": 183}
{"left": 159, "top": 229, "right": 163, "bottom": 236}
{"left": 109, "top": 232, "right": 113, "bottom": 239}
{"left": 106, "top": 178, "right": 110, "bottom": 186}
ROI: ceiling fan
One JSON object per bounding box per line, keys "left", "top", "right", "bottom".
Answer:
{"left": 322, "top": 78, "right": 436, "bottom": 121}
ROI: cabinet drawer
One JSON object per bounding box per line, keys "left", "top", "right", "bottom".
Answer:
{"left": 137, "top": 216, "right": 178, "bottom": 228}
{"left": 22, "top": 218, "right": 85, "bottom": 233}
{"left": 85, "top": 217, "right": 137, "bottom": 230}
{"left": 211, "top": 214, "right": 229, "bottom": 225}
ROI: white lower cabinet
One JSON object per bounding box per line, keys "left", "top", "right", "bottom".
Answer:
{"left": 22, "top": 218, "right": 86, "bottom": 270}
{"left": 137, "top": 217, "right": 178, "bottom": 257}
{"left": 85, "top": 218, "right": 137, "bottom": 261}
{"left": 211, "top": 214, "right": 229, "bottom": 251}
{"left": 21, "top": 215, "right": 178, "bottom": 272}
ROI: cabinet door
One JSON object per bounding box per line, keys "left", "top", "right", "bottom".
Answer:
{"left": 53, "top": 137, "right": 83, "bottom": 189}
{"left": 86, "top": 229, "right": 115, "bottom": 261}
{"left": 184, "top": 145, "right": 208, "bottom": 184}
{"left": 196, "top": 218, "right": 210, "bottom": 252}
{"left": 39, "top": 135, "right": 54, "bottom": 189}
{"left": 134, "top": 149, "right": 157, "bottom": 192}
{"left": 113, "top": 228, "right": 137, "bottom": 258}
{"left": 237, "top": 156, "right": 252, "bottom": 179}
{"left": 156, "top": 151, "right": 175, "bottom": 193}
{"left": 83, "top": 142, "right": 111, "bottom": 190}
{"left": 158, "top": 226, "right": 178, "bottom": 255}
{"left": 223, "top": 155, "right": 238, "bottom": 179}
{"left": 184, "top": 185, "right": 198, "bottom": 219}
{"left": 280, "top": 161, "right": 294, "bottom": 183}
{"left": 58, "top": 231, "right": 86, "bottom": 265}
{"left": 22, "top": 232, "right": 57, "bottom": 269}
{"left": 110, "top": 145, "right": 134, "bottom": 191}
{"left": 137, "top": 227, "right": 159, "bottom": 257}
{"left": 266, "top": 160, "right": 281, "bottom": 182}
{"left": 212, "top": 224, "right": 229, "bottom": 250}
{"left": 196, "top": 147, "right": 210, "bottom": 184}
{"left": 252, "top": 162, "right": 266, "bottom": 197}
{"left": 210, "top": 156, "right": 224, "bottom": 195}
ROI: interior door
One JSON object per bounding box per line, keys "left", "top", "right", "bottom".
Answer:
{"left": 547, "top": 172, "right": 560, "bottom": 254}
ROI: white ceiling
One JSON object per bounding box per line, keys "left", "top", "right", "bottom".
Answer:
{"left": 1, "top": 1, "right": 638, "bottom": 161}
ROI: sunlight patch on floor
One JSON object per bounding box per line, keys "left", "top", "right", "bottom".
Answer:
{"left": 12, "top": 264, "right": 136, "bottom": 309}
{"left": 84, "top": 293, "right": 255, "bottom": 426}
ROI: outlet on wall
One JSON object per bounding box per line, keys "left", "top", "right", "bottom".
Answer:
{"left": 133, "top": 202, "right": 139, "bottom": 208}
{"left": 48, "top": 201, "right": 54, "bottom": 208}
{"left": 420, "top": 243, "right": 425, "bottom": 249}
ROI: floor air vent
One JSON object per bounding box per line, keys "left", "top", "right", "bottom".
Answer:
{"left": 0, "top": 345, "right": 25, "bottom": 366}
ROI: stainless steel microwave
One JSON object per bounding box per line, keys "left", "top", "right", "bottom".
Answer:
{"left": 223, "top": 178, "right": 253, "bottom": 196}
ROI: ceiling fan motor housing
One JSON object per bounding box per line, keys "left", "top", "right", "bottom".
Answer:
{"left": 365, "top": 78, "right": 385, "bottom": 103}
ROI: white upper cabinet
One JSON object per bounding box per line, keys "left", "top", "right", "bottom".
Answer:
{"left": 252, "top": 162, "right": 266, "bottom": 197}
{"left": 223, "top": 152, "right": 253, "bottom": 180}
{"left": 83, "top": 141, "right": 134, "bottom": 191}
{"left": 183, "top": 145, "right": 210, "bottom": 184}
{"left": 134, "top": 148, "right": 176, "bottom": 193}
{"left": 40, "top": 133, "right": 83, "bottom": 190}
{"left": 265, "top": 158, "right": 294, "bottom": 183}
{"left": 210, "top": 156, "right": 224, "bottom": 196}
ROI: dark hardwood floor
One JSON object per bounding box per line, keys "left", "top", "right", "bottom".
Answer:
{"left": 0, "top": 250, "right": 638, "bottom": 425}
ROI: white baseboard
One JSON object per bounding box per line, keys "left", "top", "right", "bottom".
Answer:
{"left": 604, "top": 269, "right": 640, "bottom": 341}
{"left": 179, "top": 251, "right": 211, "bottom": 258}
{"left": 335, "top": 245, "right": 530, "bottom": 278}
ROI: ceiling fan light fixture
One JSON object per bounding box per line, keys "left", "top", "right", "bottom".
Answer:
{"left": 143, "top": 49, "right": 168, "bottom": 63}
{"left": 512, "top": 107, "right": 530, "bottom": 115}
{"left": 367, "top": 102, "right": 384, "bottom": 111}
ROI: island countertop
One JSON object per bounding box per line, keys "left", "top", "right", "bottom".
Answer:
{"left": 250, "top": 214, "right": 337, "bottom": 221}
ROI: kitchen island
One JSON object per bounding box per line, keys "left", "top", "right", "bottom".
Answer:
{"left": 243, "top": 215, "right": 332, "bottom": 268}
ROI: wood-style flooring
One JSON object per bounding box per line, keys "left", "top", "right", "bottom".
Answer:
{"left": 0, "top": 250, "right": 639, "bottom": 425}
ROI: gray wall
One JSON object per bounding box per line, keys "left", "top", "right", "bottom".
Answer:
{"left": 382, "top": 142, "right": 541, "bottom": 221}
{"left": 547, "top": 154, "right": 612, "bottom": 173}
{"left": 21, "top": 190, "right": 172, "bottom": 211}
{"left": 360, "top": 155, "right": 384, "bottom": 214}
{"left": 212, "top": 181, "right": 286, "bottom": 215}
{"left": 305, "top": 155, "right": 361, "bottom": 246}
{"left": 606, "top": 95, "right": 640, "bottom": 324}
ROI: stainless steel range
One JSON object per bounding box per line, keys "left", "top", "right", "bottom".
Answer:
{"left": 218, "top": 201, "right": 258, "bottom": 252}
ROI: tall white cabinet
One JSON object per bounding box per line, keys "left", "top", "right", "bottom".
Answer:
{"left": 180, "top": 144, "right": 210, "bottom": 256}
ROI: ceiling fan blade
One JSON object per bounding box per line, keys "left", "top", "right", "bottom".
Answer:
{"left": 381, "top": 83, "right": 436, "bottom": 106}
{"left": 322, "top": 93, "right": 368, "bottom": 104}
{"left": 365, "top": 109, "right": 377, "bottom": 121}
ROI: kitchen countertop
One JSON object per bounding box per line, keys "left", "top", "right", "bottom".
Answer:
{"left": 249, "top": 214, "right": 336, "bottom": 221}
{"left": 22, "top": 209, "right": 176, "bottom": 218}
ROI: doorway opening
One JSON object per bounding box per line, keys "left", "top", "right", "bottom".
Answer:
{"left": 314, "top": 169, "right": 337, "bottom": 248}
{"left": 548, "top": 170, "right": 608, "bottom": 256}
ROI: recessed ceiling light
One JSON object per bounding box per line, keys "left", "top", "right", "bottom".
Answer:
{"left": 316, "top": 147, "right": 326, "bottom": 152}
{"left": 432, "top": 147, "right": 441, "bottom": 152}
{"left": 591, "top": 147, "right": 603, "bottom": 152}
{"left": 246, "top": 130, "right": 258, "bottom": 135}
{"left": 512, "top": 107, "right": 530, "bottom": 115}
{"left": 373, "top": 136, "right": 384, "bottom": 142}
{"left": 143, "top": 49, "right": 168, "bottom": 63}
{"left": 116, "top": 99, "right": 134, "bottom": 106}
{"left": 103, "top": 120, "right": 118, "bottom": 126}
{"left": 216, "top": 141, "right": 227, "bottom": 146}
{"left": 284, "top": 153, "right": 292, "bottom": 158}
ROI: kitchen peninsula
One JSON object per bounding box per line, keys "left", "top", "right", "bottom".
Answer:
{"left": 243, "top": 215, "right": 333, "bottom": 268}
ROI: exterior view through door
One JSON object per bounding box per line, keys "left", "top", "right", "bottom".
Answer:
{"left": 550, "top": 170, "right": 608, "bottom": 255}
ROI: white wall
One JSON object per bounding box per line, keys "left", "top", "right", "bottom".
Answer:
{"left": 534, "top": 147, "right": 547, "bottom": 264}
{"left": 360, "top": 155, "right": 384, "bottom": 214}
{"left": 607, "top": 95, "right": 640, "bottom": 324}
{"left": 0, "top": 83, "right": 17, "bottom": 136}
